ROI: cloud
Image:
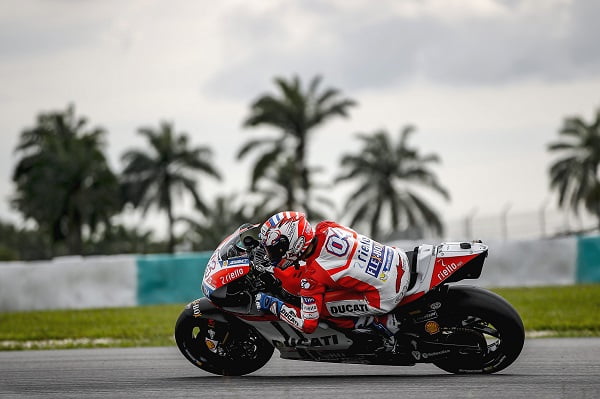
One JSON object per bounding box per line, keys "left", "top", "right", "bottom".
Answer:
{"left": 204, "top": 0, "right": 600, "bottom": 98}
{"left": 568, "top": 0, "right": 600, "bottom": 72}
{"left": 0, "top": 1, "right": 113, "bottom": 60}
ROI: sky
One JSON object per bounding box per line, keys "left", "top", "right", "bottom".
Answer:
{"left": 1, "top": 0, "right": 599, "bottom": 240}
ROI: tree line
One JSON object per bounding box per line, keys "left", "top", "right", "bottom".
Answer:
{"left": 1, "top": 75, "right": 599, "bottom": 260}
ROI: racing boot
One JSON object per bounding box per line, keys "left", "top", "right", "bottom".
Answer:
{"left": 347, "top": 328, "right": 386, "bottom": 354}
{"left": 347, "top": 315, "right": 400, "bottom": 354}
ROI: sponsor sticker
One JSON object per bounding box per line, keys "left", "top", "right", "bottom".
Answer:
{"left": 303, "top": 310, "right": 319, "bottom": 320}
{"left": 421, "top": 349, "right": 450, "bottom": 359}
{"left": 226, "top": 257, "right": 251, "bottom": 266}
{"left": 302, "top": 296, "right": 315, "bottom": 304}
{"left": 355, "top": 236, "right": 393, "bottom": 279}
{"left": 279, "top": 305, "right": 301, "bottom": 328}
{"left": 302, "top": 303, "right": 318, "bottom": 313}
{"left": 326, "top": 301, "right": 370, "bottom": 316}
{"left": 205, "top": 339, "right": 218, "bottom": 353}
{"left": 272, "top": 334, "right": 340, "bottom": 348}
{"left": 192, "top": 300, "right": 202, "bottom": 318}
{"left": 300, "top": 279, "right": 312, "bottom": 290}
{"left": 425, "top": 321, "right": 440, "bottom": 335}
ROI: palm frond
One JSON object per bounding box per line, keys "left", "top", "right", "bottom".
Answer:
{"left": 337, "top": 125, "right": 449, "bottom": 237}
{"left": 241, "top": 75, "right": 356, "bottom": 214}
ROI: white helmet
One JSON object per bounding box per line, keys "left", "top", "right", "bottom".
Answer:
{"left": 259, "top": 211, "right": 314, "bottom": 269}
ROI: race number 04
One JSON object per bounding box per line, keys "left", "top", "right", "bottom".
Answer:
{"left": 325, "top": 232, "right": 350, "bottom": 257}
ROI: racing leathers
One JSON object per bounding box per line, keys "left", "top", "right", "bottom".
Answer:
{"left": 256, "top": 221, "right": 410, "bottom": 333}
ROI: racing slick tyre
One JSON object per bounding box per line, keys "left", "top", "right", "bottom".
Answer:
{"left": 175, "top": 308, "right": 274, "bottom": 376}
{"left": 432, "top": 286, "right": 525, "bottom": 374}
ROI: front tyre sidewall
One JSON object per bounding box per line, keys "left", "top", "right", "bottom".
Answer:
{"left": 175, "top": 309, "right": 274, "bottom": 376}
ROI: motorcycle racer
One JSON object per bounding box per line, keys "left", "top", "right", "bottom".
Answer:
{"left": 177, "top": 211, "right": 524, "bottom": 375}
{"left": 254, "top": 211, "right": 410, "bottom": 341}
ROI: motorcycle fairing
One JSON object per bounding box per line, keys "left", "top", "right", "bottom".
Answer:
{"left": 202, "top": 256, "right": 251, "bottom": 296}
{"left": 399, "top": 242, "right": 488, "bottom": 305}
{"left": 202, "top": 226, "right": 258, "bottom": 296}
{"left": 247, "top": 320, "right": 353, "bottom": 361}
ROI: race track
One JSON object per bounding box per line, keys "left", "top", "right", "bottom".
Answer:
{"left": 1, "top": 338, "right": 598, "bottom": 398}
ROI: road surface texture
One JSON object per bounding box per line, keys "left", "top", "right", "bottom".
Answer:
{"left": 1, "top": 338, "right": 598, "bottom": 398}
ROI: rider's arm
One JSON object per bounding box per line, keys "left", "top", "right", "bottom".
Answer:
{"left": 255, "top": 277, "right": 325, "bottom": 334}
{"left": 296, "top": 277, "right": 325, "bottom": 333}
{"left": 276, "top": 278, "right": 325, "bottom": 333}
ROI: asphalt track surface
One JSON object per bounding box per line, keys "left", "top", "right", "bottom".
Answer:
{"left": 1, "top": 338, "right": 598, "bottom": 399}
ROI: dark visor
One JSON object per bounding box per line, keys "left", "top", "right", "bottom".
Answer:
{"left": 264, "top": 236, "right": 289, "bottom": 265}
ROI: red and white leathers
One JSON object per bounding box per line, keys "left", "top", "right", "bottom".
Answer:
{"left": 273, "top": 221, "right": 410, "bottom": 334}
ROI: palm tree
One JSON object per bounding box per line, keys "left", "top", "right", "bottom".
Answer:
{"left": 336, "top": 126, "right": 450, "bottom": 240}
{"left": 179, "top": 194, "right": 271, "bottom": 251}
{"left": 0, "top": 218, "right": 53, "bottom": 260}
{"left": 240, "top": 75, "right": 357, "bottom": 217}
{"left": 12, "top": 104, "right": 120, "bottom": 255}
{"left": 548, "top": 108, "right": 600, "bottom": 230}
{"left": 121, "top": 121, "right": 221, "bottom": 253}
{"left": 87, "top": 224, "right": 168, "bottom": 255}
{"left": 250, "top": 156, "right": 335, "bottom": 220}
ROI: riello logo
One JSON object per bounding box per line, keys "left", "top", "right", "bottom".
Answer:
{"left": 436, "top": 259, "right": 463, "bottom": 282}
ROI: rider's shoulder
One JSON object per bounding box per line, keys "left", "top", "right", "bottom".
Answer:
{"left": 315, "top": 220, "right": 352, "bottom": 232}
{"left": 315, "top": 221, "right": 357, "bottom": 240}
{"left": 315, "top": 220, "right": 337, "bottom": 230}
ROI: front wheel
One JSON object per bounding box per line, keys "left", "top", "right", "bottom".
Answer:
{"left": 433, "top": 286, "right": 525, "bottom": 374}
{"left": 174, "top": 308, "right": 274, "bottom": 376}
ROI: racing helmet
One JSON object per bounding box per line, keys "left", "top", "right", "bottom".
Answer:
{"left": 259, "top": 211, "right": 314, "bottom": 269}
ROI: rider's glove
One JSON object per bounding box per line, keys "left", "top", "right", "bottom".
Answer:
{"left": 255, "top": 292, "right": 283, "bottom": 316}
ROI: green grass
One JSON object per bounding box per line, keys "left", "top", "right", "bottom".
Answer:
{"left": 0, "top": 284, "right": 599, "bottom": 350}
{"left": 0, "top": 304, "right": 184, "bottom": 350}
{"left": 493, "top": 284, "right": 600, "bottom": 337}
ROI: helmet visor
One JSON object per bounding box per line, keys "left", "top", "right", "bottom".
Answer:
{"left": 263, "top": 235, "right": 289, "bottom": 268}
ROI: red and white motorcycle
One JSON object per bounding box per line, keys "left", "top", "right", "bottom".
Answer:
{"left": 175, "top": 224, "right": 524, "bottom": 376}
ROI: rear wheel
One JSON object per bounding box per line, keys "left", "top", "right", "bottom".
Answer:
{"left": 433, "top": 286, "right": 525, "bottom": 374}
{"left": 175, "top": 310, "right": 274, "bottom": 376}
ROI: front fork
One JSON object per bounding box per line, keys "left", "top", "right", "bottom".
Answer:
{"left": 182, "top": 297, "right": 268, "bottom": 360}
{"left": 181, "top": 298, "right": 236, "bottom": 355}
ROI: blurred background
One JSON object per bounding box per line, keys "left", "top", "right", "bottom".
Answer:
{"left": 1, "top": 0, "right": 599, "bottom": 312}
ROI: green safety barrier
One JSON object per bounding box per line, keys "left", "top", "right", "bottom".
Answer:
{"left": 576, "top": 236, "right": 600, "bottom": 283}
{"left": 136, "top": 252, "right": 212, "bottom": 305}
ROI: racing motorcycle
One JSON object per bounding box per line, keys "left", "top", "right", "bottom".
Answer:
{"left": 175, "top": 224, "right": 524, "bottom": 376}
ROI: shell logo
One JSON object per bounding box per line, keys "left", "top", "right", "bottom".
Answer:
{"left": 425, "top": 321, "right": 440, "bottom": 335}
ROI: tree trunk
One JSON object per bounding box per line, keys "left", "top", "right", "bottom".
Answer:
{"left": 67, "top": 216, "right": 83, "bottom": 255}
{"left": 296, "top": 137, "right": 310, "bottom": 217}
{"left": 166, "top": 192, "right": 175, "bottom": 254}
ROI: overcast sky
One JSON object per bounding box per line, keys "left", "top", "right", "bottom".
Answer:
{"left": 1, "top": 0, "right": 599, "bottom": 239}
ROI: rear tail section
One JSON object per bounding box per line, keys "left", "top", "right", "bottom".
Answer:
{"left": 399, "top": 241, "right": 488, "bottom": 305}
{"left": 430, "top": 242, "right": 488, "bottom": 288}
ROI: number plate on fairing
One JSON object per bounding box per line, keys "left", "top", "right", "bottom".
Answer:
{"left": 202, "top": 256, "right": 251, "bottom": 295}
